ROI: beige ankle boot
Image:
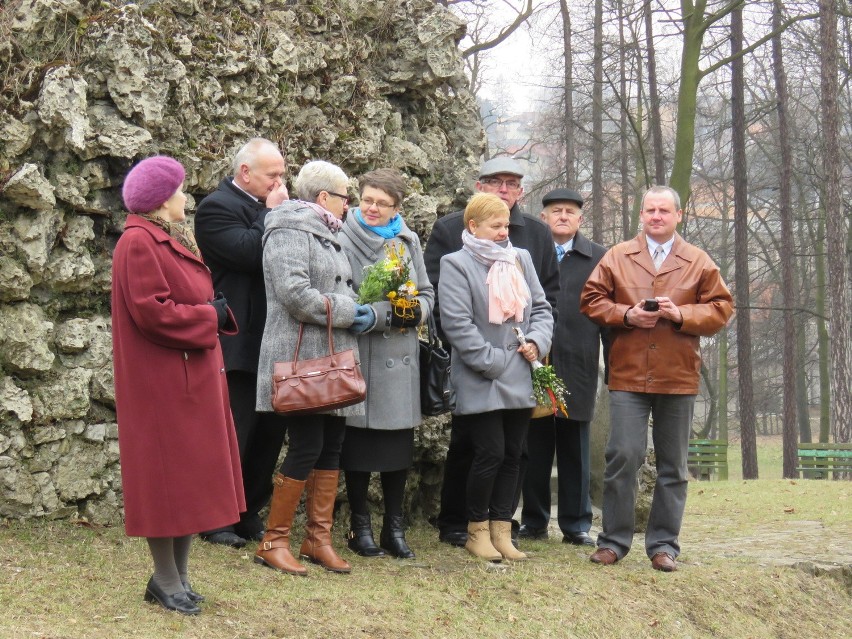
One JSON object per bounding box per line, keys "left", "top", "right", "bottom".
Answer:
{"left": 490, "top": 520, "right": 528, "bottom": 561}
{"left": 464, "top": 521, "right": 502, "bottom": 561}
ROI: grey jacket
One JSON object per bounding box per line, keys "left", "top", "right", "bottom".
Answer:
{"left": 338, "top": 213, "right": 434, "bottom": 429}
{"left": 255, "top": 201, "right": 364, "bottom": 417}
{"left": 438, "top": 247, "right": 553, "bottom": 415}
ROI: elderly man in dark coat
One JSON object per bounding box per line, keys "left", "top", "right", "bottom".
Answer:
{"left": 194, "top": 138, "right": 290, "bottom": 547}
{"left": 519, "top": 188, "right": 609, "bottom": 546}
{"left": 425, "top": 157, "right": 559, "bottom": 546}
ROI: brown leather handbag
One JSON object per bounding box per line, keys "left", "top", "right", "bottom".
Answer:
{"left": 271, "top": 297, "right": 366, "bottom": 415}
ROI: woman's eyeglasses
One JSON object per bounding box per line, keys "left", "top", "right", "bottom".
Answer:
{"left": 360, "top": 198, "right": 396, "bottom": 211}
{"left": 326, "top": 191, "right": 350, "bottom": 205}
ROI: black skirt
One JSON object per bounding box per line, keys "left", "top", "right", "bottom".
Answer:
{"left": 340, "top": 427, "right": 414, "bottom": 472}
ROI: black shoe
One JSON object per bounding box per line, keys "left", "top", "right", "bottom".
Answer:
{"left": 234, "top": 514, "right": 266, "bottom": 542}
{"left": 518, "top": 524, "right": 549, "bottom": 540}
{"left": 180, "top": 579, "right": 204, "bottom": 603}
{"left": 347, "top": 513, "right": 386, "bottom": 557}
{"left": 438, "top": 530, "right": 467, "bottom": 547}
{"left": 380, "top": 515, "right": 415, "bottom": 559}
{"left": 562, "top": 531, "right": 595, "bottom": 546}
{"left": 144, "top": 577, "right": 201, "bottom": 615}
{"left": 199, "top": 530, "right": 247, "bottom": 548}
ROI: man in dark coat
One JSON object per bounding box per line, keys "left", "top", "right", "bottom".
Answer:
{"left": 424, "top": 157, "right": 560, "bottom": 546}
{"left": 194, "top": 138, "right": 290, "bottom": 547}
{"left": 519, "top": 188, "right": 609, "bottom": 546}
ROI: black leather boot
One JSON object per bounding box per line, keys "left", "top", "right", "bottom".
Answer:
{"left": 346, "top": 513, "right": 386, "bottom": 557}
{"left": 380, "top": 515, "right": 415, "bottom": 559}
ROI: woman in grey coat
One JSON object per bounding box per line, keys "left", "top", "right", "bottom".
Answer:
{"left": 338, "top": 169, "right": 434, "bottom": 560}
{"left": 254, "top": 161, "right": 376, "bottom": 577}
{"left": 438, "top": 193, "right": 553, "bottom": 562}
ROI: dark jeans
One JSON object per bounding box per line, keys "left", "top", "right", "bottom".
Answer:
{"left": 464, "top": 409, "right": 530, "bottom": 522}
{"left": 279, "top": 415, "right": 346, "bottom": 480}
{"left": 521, "top": 416, "right": 593, "bottom": 534}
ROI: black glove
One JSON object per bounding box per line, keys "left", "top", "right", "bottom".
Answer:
{"left": 390, "top": 303, "right": 422, "bottom": 328}
{"left": 209, "top": 292, "right": 229, "bottom": 330}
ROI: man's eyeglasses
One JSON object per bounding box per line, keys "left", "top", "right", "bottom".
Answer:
{"left": 480, "top": 177, "right": 522, "bottom": 190}
{"left": 360, "top": 198, "right": 396, "bottom": 211}
{"left": 326, "top": 191, "right": 350, "bottom": 204}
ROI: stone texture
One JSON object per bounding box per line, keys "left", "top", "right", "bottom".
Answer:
{"left": 0, "top": 0, "right": 483, "bottom": 524}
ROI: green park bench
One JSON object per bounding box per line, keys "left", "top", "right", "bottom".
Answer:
{"left": 687, "top": 438, "right": 729, "bottom": 480}
{"left": 796, "top": 443, "right": 852, "bottom": 479}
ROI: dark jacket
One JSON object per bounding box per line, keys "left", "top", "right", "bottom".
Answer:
{"left": 581, "top": 232, "right": 733, "bottom": 395}
{"left": 195, "top": 177, "right": 268, "bottom": 373}
{"left": 552, "top": 232, "right": 610, "bottom": 421}
{"left": 424, "top": 203, "right": 560, "bottom": 339}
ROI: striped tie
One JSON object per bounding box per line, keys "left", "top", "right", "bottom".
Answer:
{"left": 555, "top": 245, "right": 565, "bottom": 263}
{"left": 653, "top": 246, "right": 665, "bottom": 272}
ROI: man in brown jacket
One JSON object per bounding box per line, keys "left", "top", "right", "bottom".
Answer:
{"left": 580, "top": 185, "right": 733, "bottom": 572}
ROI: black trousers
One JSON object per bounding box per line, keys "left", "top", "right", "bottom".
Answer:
{"left": 463, "top": 409, "right": 530, "bottom": 522}
{"left": 206, "top": 371, "right": 287, "bottom": 536}
{"left": 438, "top": 413, "right": 530, "bottom": 533}
{"left": 280, "top": 415, "right": 346, "bottom": 481}
{"left": 521, "top": 416, "right": 593, "bottom": 534}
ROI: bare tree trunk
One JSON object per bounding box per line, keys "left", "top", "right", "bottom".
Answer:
{"left": 618, "top": 0, "right": 631, "bottom": 242}
{"left": 731, "top": 7, "right": 759, "bottom": 478}
{"left": 644, "top": 0, "right": 665, "bottom": 184}
{"left": 772, "top": 0, "right": 798, "bottom": 477}
{"left": 591, "top": 0, "right": 604, "bottom": 243}
{"left": 815, "top": 214, "right": 831, "bottom": 442}
{"left": 820, "top": 0, "right": 852, "bottom": 443}
{"left": 560, "top": 0, "right": 575, "bottom": 187}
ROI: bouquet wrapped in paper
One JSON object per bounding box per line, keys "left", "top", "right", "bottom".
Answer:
{"left": 356, "top": 242, "right": 419, "bottom": 320}
{"left": 514, "top": 327, "right": 568, "bottom": 418}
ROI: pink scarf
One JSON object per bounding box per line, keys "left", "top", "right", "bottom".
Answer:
{"left": 461, "top": 230, "right": 530, "bottom": 324}
{"left": 300, "top": 200, "right": 343, "bottom": 232}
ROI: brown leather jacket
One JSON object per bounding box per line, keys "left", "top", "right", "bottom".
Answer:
{"left": 580, "top": 233, "right": 733, "bottom": 395}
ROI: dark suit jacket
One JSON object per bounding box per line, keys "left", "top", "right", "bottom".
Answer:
{"left": 424, "top": 203, "right": 560, "bottom": 340}
{"left": 552, "top": 232, "right": 610, "bottom": 421}
{"left": 195, "top": 177, "right": 269, "bottom": 373}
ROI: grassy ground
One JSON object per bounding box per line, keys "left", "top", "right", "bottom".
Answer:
{"left": 1, "top": 470, "right": 849, "bottom": 639}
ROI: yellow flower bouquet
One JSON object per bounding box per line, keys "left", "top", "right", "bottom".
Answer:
{"left": 357, "top": 242, "right": 419, "bottom": 319}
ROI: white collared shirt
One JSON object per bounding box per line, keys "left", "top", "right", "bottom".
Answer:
{"left": 646, "top": 236, "right": 674, "bottom": 262}
{"left": 231, "top": 178, "right": 260, "bottom": 203}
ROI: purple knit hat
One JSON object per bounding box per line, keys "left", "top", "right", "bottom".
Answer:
{"left": 122, "top": 156, "right": 186, "bottom": 214}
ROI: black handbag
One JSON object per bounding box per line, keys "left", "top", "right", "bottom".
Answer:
{"left": 419, "top": 314, "right": 456, "bottom": 416}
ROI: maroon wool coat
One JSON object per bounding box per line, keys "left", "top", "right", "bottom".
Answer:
{"left": 111, "top": 215, "right": 245, "bottom": 537}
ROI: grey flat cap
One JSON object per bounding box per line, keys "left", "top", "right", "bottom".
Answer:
{"left": 479, "top": 157, "right": 524, "bottom": 179}
{"left": 542, "top": 188, "right": 584, "bottom": 208}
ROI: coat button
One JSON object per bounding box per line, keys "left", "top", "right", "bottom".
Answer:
{"left": 347, "top": 279, "right": 353, "bottom": 287}
{"left": 649, "top": 344, "right": 656, "bottom": 349}
{"left": 386, "top": 359, "right": 395, "bottom": 368}
{"left": 402, "top": 355, "right": 411, "bottom": 365}
{"left": 335, "top": 275, "right": 342, "bottom": 282}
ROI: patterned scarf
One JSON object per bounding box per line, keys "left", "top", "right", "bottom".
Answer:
{"left": 141, "top": 214, "right": 202, "bottom": 259}
{"left": 300, "top": 200, "right": 343, "bottom": 232}
{"left": 461, "top": 230, "right": 530, "bottom": 324}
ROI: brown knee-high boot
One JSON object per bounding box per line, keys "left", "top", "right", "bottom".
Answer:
{"left": 299, "top": 469, "right": 351, "bottom": 574}
{"left": 254, "top": 474, "right": 308, "bottom": 576}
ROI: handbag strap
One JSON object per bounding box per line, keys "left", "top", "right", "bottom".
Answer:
{"left": 291, "top": 297, "right": 337, "bottom": 373}
{"left": 426, "top": 311, "right": 442, "bottom": 349}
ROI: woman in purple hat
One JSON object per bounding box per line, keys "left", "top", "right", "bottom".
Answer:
{"left": 111, "top": 156, "right": 245, "bottom": 615}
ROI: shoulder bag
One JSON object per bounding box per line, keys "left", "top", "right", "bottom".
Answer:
{"left": 271, "top": 297, "right": 366, "bottom": 415}
{"left": 419, "top": 313, "right": 456, "bottom": 416}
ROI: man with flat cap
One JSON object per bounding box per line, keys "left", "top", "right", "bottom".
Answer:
{"left": 424, "top": 157, "right": 559, "bottom": 546}
{"left": 518, "top": 188, "right": 609, "bottom": 546}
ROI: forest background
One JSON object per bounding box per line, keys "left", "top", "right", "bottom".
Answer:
{"left": 445, "top": 0, "right": 852, "bottom": 480}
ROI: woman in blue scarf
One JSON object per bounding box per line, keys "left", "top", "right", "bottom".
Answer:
{"left": 338, "top": 169, "right": 434, "bottom": 559}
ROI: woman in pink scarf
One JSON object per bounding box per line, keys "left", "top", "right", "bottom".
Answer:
{"left": 437, "top": 193, "right": 553, "bottom": 562}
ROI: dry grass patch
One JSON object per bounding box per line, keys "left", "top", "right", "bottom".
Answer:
{"left": 1, "top": 477, "right": 850, "bottom": 639}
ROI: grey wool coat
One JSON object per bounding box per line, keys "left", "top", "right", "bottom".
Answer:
{"left": 338, "top": 213, "right": 434, "bottom": 429}
{"left": 438, "top": 247, "right": 553, "bottom": 416}
{"left": 255, "top": 201, "right": 364, "bottom": 417}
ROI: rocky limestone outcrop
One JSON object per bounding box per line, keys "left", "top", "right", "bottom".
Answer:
{"left": 0, "top": 0, "right": 483, "bottom": 523}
